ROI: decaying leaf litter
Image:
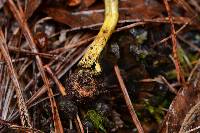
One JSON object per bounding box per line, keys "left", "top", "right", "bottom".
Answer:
{"left": 0, "top": 0, "right": 200, "bottom": 132}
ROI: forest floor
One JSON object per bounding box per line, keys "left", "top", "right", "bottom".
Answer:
{"left": 1, "top": 0, "right": 200, "bottom": 133}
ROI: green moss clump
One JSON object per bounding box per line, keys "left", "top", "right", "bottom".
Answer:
{"left": 86, "top": 110, "right": 106, "bottom": 133}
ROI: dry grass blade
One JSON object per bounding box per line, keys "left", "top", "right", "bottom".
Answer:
{"left": 7, "top": 0, "right": 64, "bottom": 132}
{"left": 8, "top": 46, "right": 61, "bottom": 60}
{"left": 174, "top": 0, "right": 196, "bottom": 16}
{"left": 0, "top": 29, "right": 31, "bottom": 127}
{"left": 0, "top": 119, "right": 43, "bottom": 133}
{"left": 163, "top": 0, "right": 185, "bottom": 84}
{"left": 45, "top": 66, "right": 66, "bottom": 96}
{"left": 50, "top": 16, "right": 196, "bottom": 40}
{"left": 153, "top": 19, "right": 191, "bottom": 46}
{"left": 115, "top": 22, "right": 146, "bottom": 32}
{"left": 114, "top": 65, "right": 144, "bottom": 133}
{"left": 185, "top": 126, "right": 200, "bottom": 133}
{"left": 189, "top": 0, "right": 200, "bottom": 14}
{"left": 49, "top": 36, "right": 95, "bottom": 54}
{"left": 1, "top": 78, "right": 14, "bottom": 121}
{"left": 27, "top": 47, "right": 86, "bottom": 106}
{"left": 178, "top": 35, "right": 200, "bottom": 53}
{"left": 187, "top": 59, "right": 200, "bottom": 82}
{"left": 75, "top": 114, "right": 84, "bottom": 133}
{"left": 160, "top": 76, "right": 178, "bottom": 94}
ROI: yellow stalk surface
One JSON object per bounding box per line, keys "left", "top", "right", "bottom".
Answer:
{"left": 78, "top": 0, "right": 119, "bottom": 74}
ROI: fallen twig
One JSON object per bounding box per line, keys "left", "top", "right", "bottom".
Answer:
{"left": 114, "top": 65, "right": 144, "bottom": 133}
{"left": 163, "top": 0, "right": 185, "bottom": 84}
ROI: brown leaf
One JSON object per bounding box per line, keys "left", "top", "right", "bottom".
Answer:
{"left": 44, "top": 0, "right": 163, "bottom": 28}
{"left": 82, "top": 0, "right": 96, "bottom": 7}
{"left": 25, "top": 0, "right": 42, "bottom": 19}
{"left": 66, "top": 0, "right": 81, "bottom": 7}
{"left": 159, "top": 80, "right": 200, "bottom": 132}
{"left": 0, "top": 0, "right": 6, "bottom": 9}
{"left": 43, "top": 7, "right": 83, "bottom": 28}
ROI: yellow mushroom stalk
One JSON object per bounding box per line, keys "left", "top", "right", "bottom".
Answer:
{"left": 78, "top": 0, "right": 119, "bottom": 74}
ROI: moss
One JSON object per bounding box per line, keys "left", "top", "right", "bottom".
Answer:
{"left": 143, "top": 100, "right": 165, "bottom": 123}
{"left": 86, "top": 110, "right": 106, "bottom": 133}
